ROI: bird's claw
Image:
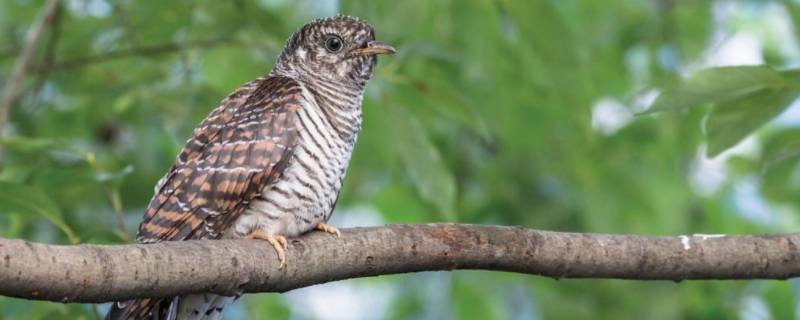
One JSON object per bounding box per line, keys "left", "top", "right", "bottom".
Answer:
{"left": 315, "top": 223, "right": 341, "bottom": 238}
{"left": 246, "top": 230, "right": 288, "bottom": 269}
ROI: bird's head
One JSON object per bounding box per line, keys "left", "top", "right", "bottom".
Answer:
{"left": 272, "top": 15, "right": 395, "bottom": 87}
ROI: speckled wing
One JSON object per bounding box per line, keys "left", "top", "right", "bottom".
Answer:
{"left": 106, "top": 76, "right": 305, "bottom": 320}
{"left": 137, "top": 76, "right": 304, "bottom": 242}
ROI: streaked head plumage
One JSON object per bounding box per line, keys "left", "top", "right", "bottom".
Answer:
{"left": 273, "top": 15, "right": 395, "bottom": 86}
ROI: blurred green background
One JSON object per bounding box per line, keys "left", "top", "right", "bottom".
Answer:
{"left": 2, "top": 0, "right": 800, "bottom": 319}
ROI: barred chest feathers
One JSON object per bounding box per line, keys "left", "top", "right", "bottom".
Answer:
{"left": 230, "top": 81, "right": 363, "bottom": 238}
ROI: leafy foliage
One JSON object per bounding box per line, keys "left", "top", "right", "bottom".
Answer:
{"left": 2, "top": 0, "right": 800, "bottom": 319}
{"left": 648, "top": 66, "right": 800, "bottom": 156}
{"left": 0, "top": 181, "right": 78, "bottom": 243}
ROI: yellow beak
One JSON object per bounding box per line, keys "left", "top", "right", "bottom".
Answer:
{"left": 351, "top": 41, "right": 396, "bottom": 56}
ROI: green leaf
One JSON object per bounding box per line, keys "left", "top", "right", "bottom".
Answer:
{"left": 1, "top": 136, "right": 58, "bottom": 153}
{"left": 760, "top": 129, "right": 800, "bottom": 169}
{"left": 780, "top": 68, "right": 800, "bottom": 81}
{"left": 705, "top": 88, "right": 799, "bottom": 157}
{"left": 452, "top": 275, "right": 506, "bottom": 320}
{"left": 761, "top": 159, "right": 800, "bottom": 204}
{"left": 112, "top": 91, "right": 137, "bottom": 114}
{"left": 763, "top": 281, "right": 795, "bottom": 320}
{"left": 0, "top": 213, "right": 25, "bottom": 238}
{"left": 0, "top": 181, "right": 79, "bottom": 243}
{"left": 645, "top": 66, "right": 792, "bottom": 114}
{"left": 242, "top": 294, "right": 290, "bottom": 320}
{"left": 94, "top": 165, "right": 135, "bottom": 184}
{"left": 386, "top": 104, "right": 457, "bottom": 221}
{"left": 374, "top": 184, "right": 431, "bottom": 223}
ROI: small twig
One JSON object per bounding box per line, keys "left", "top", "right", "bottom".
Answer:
{"left": 107, "top": 189, "right": 131, "bottom": 242}
{"left": 0, "top": 0, "right": 61, "bottom": 158}
{"left": 111, "top": 1, "right": 140, "bottom": 49}
{"left": 29, "top": 38, "right": 235, "bottom": 73}
{"left": 40, "top": 2, "right": 62, "bottom": 71}
{"left": 85, "top": 153, "right": 132, "bottom": 242}
{"left": 29, "top": 1, "right": 63, "bottom": 113}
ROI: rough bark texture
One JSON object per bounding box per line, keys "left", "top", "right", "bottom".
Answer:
{"left": 1, "top": 223, "right": 799, "bottom": 303}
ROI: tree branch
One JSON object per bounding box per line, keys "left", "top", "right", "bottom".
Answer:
{"left": 1, "top": 223, "right": 798, "bottom": 304}
{"left": 29, "top": 37, "right": 235, "bottom": 73}
{"left": 0, "top": 0, "right": 61, "bottom": 156}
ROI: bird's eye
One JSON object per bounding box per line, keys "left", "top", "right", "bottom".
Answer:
{"left": 324, "top": 35, "right": 344, "bottom": 53}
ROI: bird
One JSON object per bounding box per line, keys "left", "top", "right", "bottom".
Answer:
{"left": 106, "top": 15, "right": 395, "bottom": 320}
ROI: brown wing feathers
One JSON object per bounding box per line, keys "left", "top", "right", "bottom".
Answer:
{"left": 138, "top": 76, "right": 303, "bottom": 242}
{"left": 107, "top": 76, "right": 304, "bottom": 320}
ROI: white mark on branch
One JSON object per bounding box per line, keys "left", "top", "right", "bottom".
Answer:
{"left": 693, "top": 234, "right": 726, "bottom": 240}
{"left": 679, "top": 235, "right": 691, "bottom": 250}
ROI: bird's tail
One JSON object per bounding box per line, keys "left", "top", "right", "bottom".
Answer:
{"left": 105, "top": 297, "right": 176, "bottom": 320}
{"left": 106, "top": 295, "right": 234, "bottom": 320}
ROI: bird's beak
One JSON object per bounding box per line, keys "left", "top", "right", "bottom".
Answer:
{"left": 351, "top": 41, "right": 396, "bottom": 56}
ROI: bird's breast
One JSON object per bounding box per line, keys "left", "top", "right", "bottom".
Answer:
{"left": 232, "top": 97, "right": 361, "bottom": 238}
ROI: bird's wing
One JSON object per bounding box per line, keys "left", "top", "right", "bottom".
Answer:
{"left": 137, "top": 75, "right": 304, "bottom": 242}
{"left": 106, "top": 76, "right": 305, "bottom": 320}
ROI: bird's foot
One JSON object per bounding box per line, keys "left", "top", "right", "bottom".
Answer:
{"left": 246, "top": 230, "right": 288, "bottom": 269}
{"left": 315, "top": 223, "right": 341, "bottom": 238}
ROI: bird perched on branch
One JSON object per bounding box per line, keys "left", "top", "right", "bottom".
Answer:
{"left": 106, "top": 15, "right": 395, "bottom": 320}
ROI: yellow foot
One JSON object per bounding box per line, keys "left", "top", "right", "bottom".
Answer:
{"left": 315, "top": 223, "right": 341, "bottom": 238}
{"left": 246, "top": 230, "right": 288, "bottom": 269}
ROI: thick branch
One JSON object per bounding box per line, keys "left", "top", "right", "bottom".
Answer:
{"left": 1, "top": 223, "right": 799, "bottom": 303}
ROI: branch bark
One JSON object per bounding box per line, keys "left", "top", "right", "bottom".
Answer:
{"left": 1, "top": 223, "right": 799, "bottom": 304}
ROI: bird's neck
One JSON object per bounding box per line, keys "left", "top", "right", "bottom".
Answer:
{"left": 269, "top": 65, "right": 365, "bottom": 143}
